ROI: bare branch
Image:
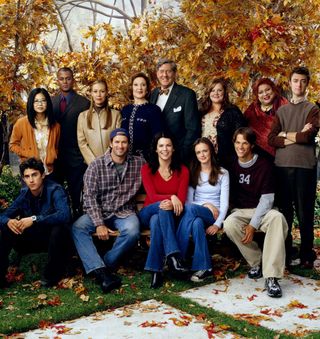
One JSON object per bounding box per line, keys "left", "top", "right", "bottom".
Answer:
{"left": 57, "top": 0, "right": 134, "bottom": 22}
{"left": 129, "top": 0, "right": 137, "bottom": 17}
{"left": 54, "top": 1, "right": 74, "bottom": 51}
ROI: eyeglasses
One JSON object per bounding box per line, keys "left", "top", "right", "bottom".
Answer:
{"left": 34, "top": 99, "right": 47, "bottom": 104}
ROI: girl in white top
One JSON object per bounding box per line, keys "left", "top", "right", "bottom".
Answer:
{"left": 176, "top": 137, "right": 229, "bottom": 282}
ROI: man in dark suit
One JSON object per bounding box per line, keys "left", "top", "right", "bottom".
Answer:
{"left": 52, "top": 67, "right": 90, "bottom": 218}
{"left": 150, "top": 58, "right": 200, "bottom": 163}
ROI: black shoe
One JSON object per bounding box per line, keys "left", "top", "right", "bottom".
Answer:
{"left": 167, "top": 255, "right": 189, "bottom": 275}
{"left": 248, "top": 265, "right": 262, "bottom": 279}
{"left": 93, "top": 267, "right": 122, "bottom": 293}
{"left": 265, "top": 277, "right": 282, "bottom": 298}
{"left": 150, "top": 272, "right": 163, "bottom": 289}
{"left": 191, "top": 269, "right": 212, "bottom": 282}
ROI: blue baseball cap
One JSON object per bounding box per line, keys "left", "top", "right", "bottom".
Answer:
{"left": 110, "top": 128, "right": 129, "bottom": 141}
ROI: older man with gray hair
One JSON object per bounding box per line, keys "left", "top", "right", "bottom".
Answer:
{"left": 150, "top": 58, "right": 200, "bottom": 163}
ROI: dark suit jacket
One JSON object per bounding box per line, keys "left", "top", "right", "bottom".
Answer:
{"left": 52, "top": 91, "right": 90, "bottom": 166}
{"left": 150, "top": 83, "right": 200, "bottom": 163}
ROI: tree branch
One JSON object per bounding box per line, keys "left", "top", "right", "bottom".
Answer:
{"left": 57, "top": 0, "right": 134, "bottom": 22}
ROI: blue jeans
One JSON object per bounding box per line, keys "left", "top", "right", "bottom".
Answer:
{"left": 139, "top": 202, "right": 181, "bottom": 272}
{"left": 72, "top": 213, "right": 140, "bottom": 273}
{"left": 176, "top": 203, "right": 215, "bottom": 270}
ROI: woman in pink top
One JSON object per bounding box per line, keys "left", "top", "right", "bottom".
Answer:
{"left": 139, "top": 132, "right": 189, "bottom": 288}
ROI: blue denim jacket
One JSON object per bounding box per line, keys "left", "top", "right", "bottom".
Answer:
{"left": 0, "top": 179, "right": 71, "bottom": 228}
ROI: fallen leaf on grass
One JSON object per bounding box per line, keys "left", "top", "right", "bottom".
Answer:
{"left": 139, "top": 320, "right": 167, "bottom": 328}
{"left": 117, "top": 308, "right": 133, "bottom": 317}
{"left": 6, "top": 267, "right": 24, "bottom": 283}
{"left": 234, "top": 313, "right": 271, "bottom": 326}
{"left": 247, "top": 294, "right": 258, "bottom": 301}
{"left": 52, "top": 325, "right": 72, "bottom": 335}
{"left": 79, "top": 294, "right": 89, "bottom": 302}
{"left": 287, "top": 300, "right": 307, "bottom": 309}
{"left": 260, "top": 308, "right": 283, "bottom": 317}
{"left": 47, "top": 296, "right": 62, "bottom": 306}
{"left": 169, "top": 317, "right": 190, "bottom": 326}
{"left": 195, "top": 313, "right": 207, "bottom": 321}
{"left": 204, "top": 322, "right": 231, "bottom": 338}
{"left": 298, "top": 312, "right": 319, "bottom": 320}
{"left": 39, "top": 320, "right": 54, "bottom": 329}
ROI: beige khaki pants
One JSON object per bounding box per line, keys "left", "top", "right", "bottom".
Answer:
{"left": 224, "top": 208, "right": 288, "bottom": 278}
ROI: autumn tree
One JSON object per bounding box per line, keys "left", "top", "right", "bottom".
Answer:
{"left": 0, "top": 0, "right": 59, "bottom": 167}
{"left": 59, "top": 0, "right": 320, "bottom": 109}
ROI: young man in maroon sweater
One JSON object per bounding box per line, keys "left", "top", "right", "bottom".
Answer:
{"left": 224, "top": 127, "right": 288, "bottom": 298}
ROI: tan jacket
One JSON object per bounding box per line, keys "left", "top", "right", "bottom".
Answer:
{"left": 9, "top": 116, "right": 60, "bottom": 173}
{"left": 77, "top": 107, "right": 121, "bottom": 164}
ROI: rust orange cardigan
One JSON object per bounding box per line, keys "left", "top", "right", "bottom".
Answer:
{"left": 9, "top": 116, "right": 60, "bottom": 173}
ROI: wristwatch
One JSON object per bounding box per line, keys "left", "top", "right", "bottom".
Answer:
{"left": 31, "top": 215, "right": 37, "bottom": 223}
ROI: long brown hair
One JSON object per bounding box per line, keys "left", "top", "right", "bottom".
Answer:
{"left": 87, "top": 79, "right": 111, "bottom": 129}
{"left": 190, "top": 137, "right": 222, "bottom": 188}
{"left": 200, "top": 78, "right": 231, "bottom": 115}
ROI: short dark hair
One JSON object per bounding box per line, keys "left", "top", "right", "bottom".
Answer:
{"left": 289, "top": 66, "right": 310, "bottom": 84}
{"left": 156, "top": 58, "right": 177, "bottom": 72}
{"left": 27, "top": 88, "right": 56, "bottom": 128}
{"left": 57, "top": 67, "right": 74, "bottom": 77}
{"left": 128, "top": 72, "right": 151, "bottom": 100}
{"left": 19, "top": 157, "right": 45, "bottom": 177}
{"left": 233, "top": 127, "right": 256, "bottom": 146}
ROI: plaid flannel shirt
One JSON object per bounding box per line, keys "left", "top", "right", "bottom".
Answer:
{"left": 83, "top": 151, "right": 145, "bottom": 227}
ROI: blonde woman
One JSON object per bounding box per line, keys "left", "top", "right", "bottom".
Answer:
{"left": 77, "top": 80, "right": 121, "bottom": 164}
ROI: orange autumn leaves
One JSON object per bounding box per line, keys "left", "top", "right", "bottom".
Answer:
{"left": 1, "top": 0, "right": 320, "bottom": 123}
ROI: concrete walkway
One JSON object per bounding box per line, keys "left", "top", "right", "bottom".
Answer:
{"left": 18, "top": 273, "right": 320, "bottom": 338}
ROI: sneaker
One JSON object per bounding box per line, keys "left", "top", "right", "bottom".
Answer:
{"left": 265, "top": 277, "right": 282, "bottom": 298}
{"left": 190, "top": 269, "right": 212, "bottom": 282}
{"left": 247, "top": 265, "right": 262, "bottom": 279}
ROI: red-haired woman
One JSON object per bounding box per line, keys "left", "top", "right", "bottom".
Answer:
{"left": 244, "top": 78, "right": 288, "bottom": 159}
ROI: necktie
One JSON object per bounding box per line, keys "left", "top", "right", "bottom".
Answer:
{"left": 60, "top": 96, "right": 67, "bottom": 113}
{"left": 159, "top": 88, "right": 170, "bottom": 95}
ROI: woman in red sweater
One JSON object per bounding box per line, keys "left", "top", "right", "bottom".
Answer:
{"left": 139, "top": 132, "right": 189, "bottom": 288}
{"left": 244, "top": 78, "right": 288, "bottom": 160}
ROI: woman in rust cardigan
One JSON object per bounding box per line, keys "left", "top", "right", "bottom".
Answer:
{"left": 10, "top": 88, "right": 60, "bottom": 178}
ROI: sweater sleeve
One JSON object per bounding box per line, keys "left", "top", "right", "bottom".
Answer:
{"left": 295, "top": 106, "right": 319, "bottom": 144}
{"left": 9, "top": 118, "right": 31, "bottom": 158}
{"left": 268, "top": 114, "right": 285, "bottom": 148}
{"left": 214, "top": 170, "right": 229, "bottom": 228}
{"left": 249, "top": 193, "right": 274, "bottom": 229}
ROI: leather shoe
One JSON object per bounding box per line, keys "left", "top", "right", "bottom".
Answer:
{"left": 150, "top": 272, "right": 163, "bottom": 289}
{"left": 167, "top": 255, "right": 188, "bottom": 275}
{"left": 93, "top": 267, "right": 122, "bottom": 293}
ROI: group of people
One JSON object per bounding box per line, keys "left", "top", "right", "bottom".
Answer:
{"left": 0, "top": 59, "right": 319, "bottom": 300}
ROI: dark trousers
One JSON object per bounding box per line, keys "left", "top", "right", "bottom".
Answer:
{"left": 54, "top": 160, "right": 87, "bottom": 218}
{"left": 0, "top": 223, "right": 69, "bottom": 282}
{"left": 276, "top": 166, "right": 317, "bottom": 263}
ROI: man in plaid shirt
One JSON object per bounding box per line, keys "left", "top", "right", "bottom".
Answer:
{"left": 72, "top": 128, "right": 145, "bottom": 293}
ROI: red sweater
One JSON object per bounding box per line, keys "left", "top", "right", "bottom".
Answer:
{"left": 244, "top": 96, "right": 288, "bottom": 156}
{"left": 141, "top": 164, "right": 189, "bottom": 206}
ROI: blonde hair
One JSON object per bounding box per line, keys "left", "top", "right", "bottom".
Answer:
{"left": 87, "top": 79, "right": 111, "bottom": 129}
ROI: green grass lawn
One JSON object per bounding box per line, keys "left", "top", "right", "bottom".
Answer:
{"left": 0, "top": 233, "right": 319, "bottom": 338}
